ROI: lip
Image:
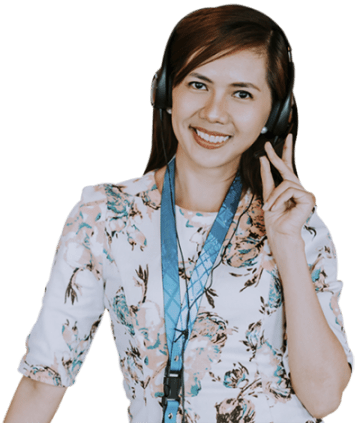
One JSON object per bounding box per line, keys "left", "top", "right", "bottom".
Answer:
{"left": 191, "top": 126, "right": 232, "bottom": 137}
{"left": 191, "top": 127, "right": 230, "bottom": 150}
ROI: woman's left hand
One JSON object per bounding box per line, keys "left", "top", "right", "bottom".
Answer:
{"left": 259, "top": 133, "right": 316, "bottom": 240}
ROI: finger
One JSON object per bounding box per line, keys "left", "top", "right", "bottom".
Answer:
{"left": 282, "top": 134, "right": 293, "bottom": 170}
{"left": 260, "top": 155, "right": 275, "bottom": 203}
{"left": 264, "top": 140, "right": 299, "bottom": 184}
{"left": 268, "top": 187, "right": 315, "bottom": 212}
{"left": 262, "top": 179, "right": 304, "bottom": 211}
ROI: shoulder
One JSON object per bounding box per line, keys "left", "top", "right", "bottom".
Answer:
{"left": 60, "top": 171, "right": 158, "bottom": 244}
{"left": 77, "top": 170, "right": 159, "bottom": 214}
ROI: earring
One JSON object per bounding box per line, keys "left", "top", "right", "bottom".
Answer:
{"left": 261, "top": 126, "right": 268, "bottom": 134}
{"left": 166, "top": 107, "right": 172, "bottom": 115}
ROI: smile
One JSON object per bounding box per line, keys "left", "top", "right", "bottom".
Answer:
{"left": 191, "top": 127, "right": 231, "bottom": 149}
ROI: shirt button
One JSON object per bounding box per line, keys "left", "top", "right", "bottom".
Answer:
{"left": 168, "top": 413, "right": 173, "bottom": 419}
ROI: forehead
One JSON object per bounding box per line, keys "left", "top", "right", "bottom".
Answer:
{"left": 187, "top": 49, "right": 268, "bottom": 85}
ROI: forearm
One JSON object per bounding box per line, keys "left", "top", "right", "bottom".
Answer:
{"left": 4, "top": 376, "right": 67, "bottom": 423}
{"left": 270, "top": 236, "right": 351, "bottom": 417}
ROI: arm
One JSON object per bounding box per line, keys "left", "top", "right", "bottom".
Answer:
{"left": 271, "top": 235, "right": 351, "bottom": 418}
{"left": 4, "top": 376, "right": 67, "bottom": 423}
{"left": 259, "top": 136, "right": 352, "bottom": 418}
{"left": 9, "top": 187, "right": 109, "bottom": 422}
{"left": 17, "top": 186, "right": 108, "bottom": 391}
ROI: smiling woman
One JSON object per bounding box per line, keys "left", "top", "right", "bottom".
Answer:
{"left": 169, "top": 49, "right": 272, "bottom": 212}
{"left": 146, "top": 6, "right": 296, "bottom": 206}
{"left": 5, "top": 4, "right": 353, "bottom": 423}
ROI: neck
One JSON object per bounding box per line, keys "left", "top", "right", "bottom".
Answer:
{"left": 174, "top": 150, "right": 240, "bottom": 213}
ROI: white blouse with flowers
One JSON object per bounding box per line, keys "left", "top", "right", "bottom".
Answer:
{"left": 18, "top": 170, "right": 353, "bottom": 423}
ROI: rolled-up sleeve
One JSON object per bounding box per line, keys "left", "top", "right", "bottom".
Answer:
{"left": 18, "top": 185, "right": 109, "bottom": 387}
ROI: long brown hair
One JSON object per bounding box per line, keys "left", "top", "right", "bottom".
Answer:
{"left": 144, "top": 4, "right": 298, "bottom": 202}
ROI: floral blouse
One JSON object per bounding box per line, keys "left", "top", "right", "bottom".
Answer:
{"left": 18, "top": 170, "right": 353, "bottom": 423}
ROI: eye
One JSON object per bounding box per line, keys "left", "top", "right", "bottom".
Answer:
{"left": 189, "top": 81, "right": 207, "bottom": 90}
{"left": 234, "top": 90, "right": 253, "bottom": 99}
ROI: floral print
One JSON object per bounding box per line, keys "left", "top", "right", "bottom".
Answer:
{"left": 18, "top": 170, "right": 353, "bottom": 422}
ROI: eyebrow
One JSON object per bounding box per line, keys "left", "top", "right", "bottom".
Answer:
{"left": 188, "top": 72, "right": 261, "bottom": 91}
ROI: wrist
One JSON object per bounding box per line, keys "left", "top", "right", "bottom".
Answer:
{"left": 267, "top": 233, "right": 305, "bottom": 257}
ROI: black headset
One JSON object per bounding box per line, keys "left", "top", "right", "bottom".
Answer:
{"left": 151, "top": 22, "right": 297, "bottom": 157}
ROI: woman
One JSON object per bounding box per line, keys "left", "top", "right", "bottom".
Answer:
{"left": 5, "top": 4, "right": 353, "bottom": 423}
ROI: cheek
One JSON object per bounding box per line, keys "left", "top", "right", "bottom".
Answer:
{"left": 170, "top": 107, "right": 184, "bottom": 139}
{"left": 234, "top": 106, "right": 267, "bottom": 132}
{"left": 173, "top": 98, "right": 197, "bottom": 122}
{"left": 170, "top": 108, "right": 189, "bottom": 148}
{"left": 171, "top": 99, "right": 198, "bottom": 139}
{"left": 250, "top": 100, "right": 272, "bottom": 130}
{"left": 172, "top": 85, "right": 202, "bottom": 124}
{"left": 171, "top": 90, "right": 185, "bottom": 131}
{"left": 261, "top": 94, "right": 273, "bottom": 123}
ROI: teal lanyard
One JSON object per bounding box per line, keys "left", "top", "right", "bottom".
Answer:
{"left": 160, "top": 156, "right": 243, "bottom": 422}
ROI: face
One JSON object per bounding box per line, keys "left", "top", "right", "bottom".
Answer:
{"left": 171, "top": 49, "right": 272, "bottom": 175}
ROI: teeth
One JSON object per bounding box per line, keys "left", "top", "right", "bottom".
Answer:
{"left": 195, "top": 129, "right": 230, "bottom": 143}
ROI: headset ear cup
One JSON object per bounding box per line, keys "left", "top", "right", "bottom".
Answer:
{"left": 157, "top": 67, "right": 169, "bottom": 109}
{"left": 273, "top": 61, "right": 295, "bottom": 137}
{"left": 273, "top": 92, "right": 296, "bottom": 138}
{"left": 264, "top": 58, "right": 295, "bottom": 139}
{"left": 167, "top": 74, "right": 173, "bottom": 108}
{"left": 151, "top": 25, "right": 177, "bottom": 109}
{"left": 151, "top": 72, "right": 159, "bottom": 107}
{"left": 151, "top": 69, "right": 173, "bottom": 109}
{"left": 274, "top": 91, "right": 292, "bottom": 136}
{"left": 265, "top": 100, "right": 282, "bottom": 135}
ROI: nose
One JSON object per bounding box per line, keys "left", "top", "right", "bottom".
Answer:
{"left": 199, "top": 91, "right": 229, "bottom": 125}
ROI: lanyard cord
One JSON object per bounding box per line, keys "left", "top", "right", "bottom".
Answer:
{"left": 159, "top": 110, "right": 190, "bottom": 422}
{"left": 158, "top": 110, "right": 255, "bottom": 422}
